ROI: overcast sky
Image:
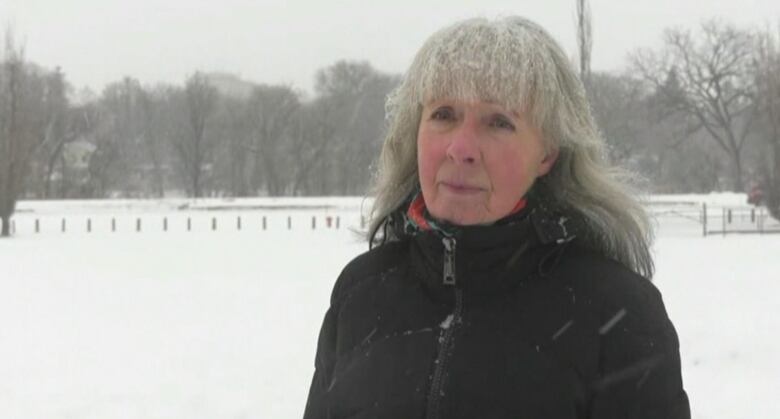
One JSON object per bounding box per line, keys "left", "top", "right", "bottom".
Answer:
{"left": 2, "top": 0, "right": 779, "bottom": 96}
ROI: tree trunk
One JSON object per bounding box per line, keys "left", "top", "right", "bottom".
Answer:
{"left": 149, "top": 153, "right": 165, "bottom": 198}
{"left": 1, "top": 214, "right": 10, "bottom": 237}
{"left": 44, "top": 139, "right": 67, "bottom": 199}
{"left": 192, "top": 167, "right": 201, "bottom": 198}
{"left": 733, "top": 155, "right": 744, "bottom": 192}
{"left": 767, "top": 141, "right": 780, "bottom": 221}
{"left": 58, "top": 153, "right": 68, "bottom": 199}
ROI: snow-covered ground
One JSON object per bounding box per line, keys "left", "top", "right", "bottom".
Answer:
{"left": 1, "top": 195, "right": 777, "bottom": 418}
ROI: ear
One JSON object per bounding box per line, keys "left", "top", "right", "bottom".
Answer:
{"left": 536, "top": 147, "right": 559, "bottom": 177}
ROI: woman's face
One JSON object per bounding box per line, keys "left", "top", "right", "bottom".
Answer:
{"left": 417, "top": 98, "right": 558, "bottom": 225}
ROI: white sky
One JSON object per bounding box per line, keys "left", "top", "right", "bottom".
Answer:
{"left": 2, "top": 0, "right": 779, "bottom": 96}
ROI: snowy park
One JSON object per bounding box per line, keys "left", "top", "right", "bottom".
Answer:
{"left": 1, "top": 194, "right": 778, "bottom": 419}
{"left": 3, "top": 0, "right": 780, "bottom": 417}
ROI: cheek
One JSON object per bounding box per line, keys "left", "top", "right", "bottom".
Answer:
{"left": 417, "top": 134, "right": 445, "bottom": 187}
{"left": 487, "top": 150, "right": 534, "bottom": 192}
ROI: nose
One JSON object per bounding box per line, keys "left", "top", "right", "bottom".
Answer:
{"left": 446, "top": 117, "right": 480, "bottom": 164}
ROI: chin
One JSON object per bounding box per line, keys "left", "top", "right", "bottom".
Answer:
{"left": 433, "top": 207, "right": 490, "bottom": 226}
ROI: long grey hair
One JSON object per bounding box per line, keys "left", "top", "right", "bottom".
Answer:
{"left": 368, "top": 16, "right": 654, "bottom": 278}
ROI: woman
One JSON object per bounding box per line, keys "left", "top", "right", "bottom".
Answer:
{"left": 304, "top": 16, "right": 690, "bottom": 419}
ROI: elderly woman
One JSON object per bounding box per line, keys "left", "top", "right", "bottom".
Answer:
{"left": 303, "top": 16, "right": 690, "bottom": 419}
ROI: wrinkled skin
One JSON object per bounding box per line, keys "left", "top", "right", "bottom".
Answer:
{"left": 417, "top": 99, "right": 558, "bottom": 225}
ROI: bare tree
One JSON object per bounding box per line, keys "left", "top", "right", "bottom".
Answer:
{"left": 135, "top": 83, "right": 167, "bottom": 197}
{"left": 288, "top": 97, "right": 337, "bottom": 195}
{"left": 172, "top": 73, "right": 218, "bottom": 197}
{"left": 753, "top": 27, "right": 780, "bottom": 219}
{"left": 586, "top": 71, "right": 715, "bottom": 192}
{"left": 144, "top": 84, "right": 183, "bottom": 196}
{"left": 245, "top": 84, "right": 300, "bottom": 196}
{"left": 310, "top": 61, "right": 400, "bottom": 195}
{"left": 30, "top": 67, "right": 76, "bottom": 198}
{"left": 638, "top": 75, "right": 718, "bottom": 192}
{"left": 0, "top": 32, "right": 47, "bottom": 236}
{"left": 632, "top": 21, "right": 757, "bottom": 191}
{"left": 576, "top": 0, "right": 593, "bottom": 85}
{"left": 587, "top": 72, "right": 647, "bottom": 165}
{"left": 211, "top": 95, "right": 253, "bottom": 197}
{"left": 86, "top": 77, "right": 154, "bottom": 197}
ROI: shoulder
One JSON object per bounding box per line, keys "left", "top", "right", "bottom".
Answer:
{"left": 328, "top": 240, "right": 409, "bottom": 306}
{"left": 552, "top": 243, "right": 670, "bottom": 332}
{"left": 554, "top": 246, "right": 688, "bottom": 412}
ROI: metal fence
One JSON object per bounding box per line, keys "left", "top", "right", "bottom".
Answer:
{"left": 701, "top": 205, "right": 780, "bottom": 236}
{"left": 3, "top": 203, "right": 779, "bottom": 237}
{"left": 649, "top": 202, "right": 780, "bottom": 236}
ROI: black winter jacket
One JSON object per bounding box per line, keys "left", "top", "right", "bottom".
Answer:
{"left": 303, "top": 206, "right": 690, "bottom": 419}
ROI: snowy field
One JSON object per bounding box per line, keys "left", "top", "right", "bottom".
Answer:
{"left": 1, "top": 194, "right": 778, "bottom": 419}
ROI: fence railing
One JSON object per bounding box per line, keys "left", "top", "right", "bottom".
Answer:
{"left": 701, "top": 205, "right": 780, "bottom": 236}
{"left": 649, "top": 203, "right": 780, "bottom": 236}
{"left": 4, "top": 203, "right": 779, "bottom": 237}
{"left": 1, "top": 213, "right": 369, "bottom": 236}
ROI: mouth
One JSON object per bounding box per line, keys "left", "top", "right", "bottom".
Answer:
{"left": 440, "top": 181, "right": 485, "bottom": 195}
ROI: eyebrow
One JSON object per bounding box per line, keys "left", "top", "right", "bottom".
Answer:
{"left": 489, "top": 107, "right": 522, "bottom": 120}
{"left": 426, "top": 99, "right": 523, "bottom": 118}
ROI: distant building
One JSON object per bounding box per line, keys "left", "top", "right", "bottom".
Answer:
{"left": 204, "top": 72, "right": 256, "bottom": 100}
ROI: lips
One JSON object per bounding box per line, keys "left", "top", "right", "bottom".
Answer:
{"left": 440, "top": 181, "right": 485, "bottom": 195}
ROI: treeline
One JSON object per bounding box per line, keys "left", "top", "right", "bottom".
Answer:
{"left": 588, "top": 20, "right": 780, "bottom": 220}
{"left": 592, "top": 22, "right": 779, "bottom": 198}
{"left": 1, "top": 55, "right": 399, "bottom": 203}
{"left": 2, "top": 19, "right": 780, "bottom": 235}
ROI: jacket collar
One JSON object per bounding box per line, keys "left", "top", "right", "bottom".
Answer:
{"left": 400, "top": 192, "right": 579, "bottom": 301}
{"left": 396, "top": 187, "right": 578, "bottom": 245}
{"left": 404, "top": 192, "right": 529, "bottom": 236}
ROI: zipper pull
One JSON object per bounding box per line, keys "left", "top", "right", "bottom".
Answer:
{"left": 442, "top": 236, "right": 456, "bottom": 286}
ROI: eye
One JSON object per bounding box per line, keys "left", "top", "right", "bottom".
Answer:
{"left": 429, "top": 107, "right": 455, "bottom": 121}
{"left": 490, "top": 114, "right": 516, "bottom": 131}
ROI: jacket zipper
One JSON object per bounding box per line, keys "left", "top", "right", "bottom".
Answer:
{"left": 425, "top": 236, "right": 463, "bottom": 419}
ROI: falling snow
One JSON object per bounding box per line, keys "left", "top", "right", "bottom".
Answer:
{"left": 552, "top": 320, "right": 574, "bottom": 341}
{"left": 599, "top": 308, "right": 628, "bottom": 335}
{"left": 440, "top": 314, "right": 455, "bottom": 330}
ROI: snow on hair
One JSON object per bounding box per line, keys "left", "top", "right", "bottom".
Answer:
{"left": 368, "top": 16, "right": 654, "bottom": 278}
